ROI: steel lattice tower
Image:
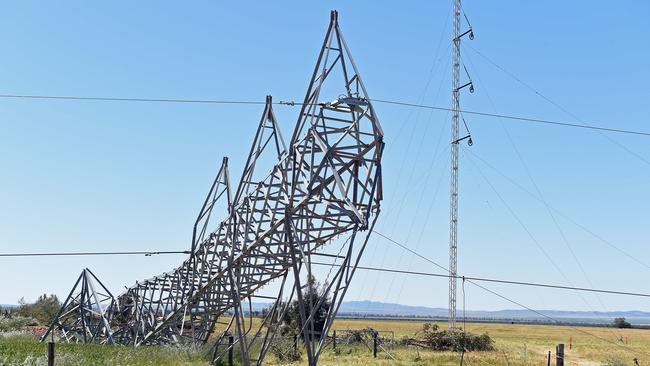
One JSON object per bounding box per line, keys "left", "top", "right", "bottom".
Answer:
{"left": 44, "top": 11, "right": 384, "bottom": 366}
{"left": 448, "top": 0, "right": 461, "bottom": 329}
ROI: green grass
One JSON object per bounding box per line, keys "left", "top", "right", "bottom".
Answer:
{"left": 0, "top": 318, "right": 38, "bottom": 332}
{"left": 2, "top": 319, "right": 649, "bottom": 365}
{"left": 0, "top": 333, "right": 209, "bottom": 366}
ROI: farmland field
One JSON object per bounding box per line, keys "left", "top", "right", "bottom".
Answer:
{"left": 1, "top": 319, "right": 648, "bottom": 365}
{"left": 325, "top": 319, "right": 650, "bottom": 365}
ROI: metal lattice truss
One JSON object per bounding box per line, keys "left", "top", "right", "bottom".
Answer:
{"left": 45, "top": 11, "right": 383, "bottom": 366}
{"left": 41, "top": 268, "right": 115, "bottom": 344}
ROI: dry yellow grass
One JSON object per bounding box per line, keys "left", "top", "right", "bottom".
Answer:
{"left": 215, "top": 318, "right": 650, "bottom": 365}
{"left": 305, "top": 319, "right": 650, "bottom": 366}
{"left": 4, "top": 318, "right": 647, "bottom": 365}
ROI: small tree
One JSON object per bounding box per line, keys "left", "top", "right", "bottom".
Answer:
{"left": 276, "top": 275, "right": 331, "bottom": 340}
{"left": 17, "top": 294, "right": 61, "bottom": 324}
{"left": 613, "top": 317, "right": 632, "bottom": 329}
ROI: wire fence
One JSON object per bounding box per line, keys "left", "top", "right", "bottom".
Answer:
{"left": 206, "top": 322, "right": 650, "bottom": 365}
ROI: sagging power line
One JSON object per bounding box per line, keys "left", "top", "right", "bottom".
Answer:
{"left": 4, "top": 249, "right": 649, "bottom": 299}
{"left": 369, "top": 231, "right": 650, "bottom": 358}
{"left": 0, "top": 93, "right": 648, "bottom": 137}
{"left": 309, "top": 262, "right": 650, "bottom": 299}
{"left": 370, "top": 99, "right": 650, "bottom": 137}
{"left": 0, "top": 94, "right": 266, "bottom": 105}
{"left": 0, "top": 250, "right": 190, "bottom": 257}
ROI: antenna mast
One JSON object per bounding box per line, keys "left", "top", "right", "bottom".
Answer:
{"left": 449, "top": 0, "right": 474, "bottom": 329}
{"left": 448, "top": 0, "right": 461, "bottom": 330}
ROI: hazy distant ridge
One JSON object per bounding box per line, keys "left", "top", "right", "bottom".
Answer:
{"left": 5, "top": 301, "right": 648, "bottom": 323}
{"left": 336, "top": 301, "right": 650, "bottom": 322}
{"left": 245, "top": 300, "right": 650, "bottom": 323}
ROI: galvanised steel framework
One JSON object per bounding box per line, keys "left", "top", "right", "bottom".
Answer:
{"left": 449, "top": 0, "right": 473, "bottom": 329}
{"left": 45, "top": 10, "right": 383, "bottom": 366}
{"left": 41, "top": 268, "right": 116, "bottom": 344}
{"left": 448, "top": 0, "right": 461, "bottom": 330}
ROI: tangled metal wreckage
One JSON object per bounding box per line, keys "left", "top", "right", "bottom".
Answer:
{"left": 43, "top": 11, "right": 384, "bottom": 365}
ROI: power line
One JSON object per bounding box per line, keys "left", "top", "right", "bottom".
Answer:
{"left": 461, "top": 50, "right": 627, "bottom": 341}
{"left": 4, "top": 247, "right": 648, "bottom": 299}
{"left": 463, "top": 147, "right": 650, "bottom": 271}
{"left": 0, "top": 94, "right": 266, "bottom": 105}
{"left": 372, "top": 230, "right": 449, "bottom": 272}
{"left": 367, "top": 232, "right": 649, "bottom": 357}
{"left": 463, "top": 43, "right": 650, "bottom": 165}
{"left": 310, "top": 262, "right": 650, "bottom": 299}
{"left": 370, "top": 98, "right": 650, "bottom": 137}
{"left": 1, "top": 93, "right": 648, "bottom": 137}
{"left": 464, "top": 279, "right": 648, "bottom": 357}
{"left": 0, "top": 250, "right": 190, "bottom": 257}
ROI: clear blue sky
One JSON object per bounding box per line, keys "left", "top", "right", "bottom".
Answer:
{"left": 1, "top": 1, "right": 649, "bottom": 313}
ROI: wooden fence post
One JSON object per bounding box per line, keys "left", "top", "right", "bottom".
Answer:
{"left": 228, "top": 335, "right": 234, "bottom": 366}
{"left": 47, "top": 341, "right": 55, "bottom": 366}
{"left": 373, "top": 331, "right": 378, "bottom": 358}
{"left": 333, "top": 330, "right": 336, "bottom": 350}
{"left": 547, "top": 350, "right": 551, "bottom": 366}
{"left": 556, "top": 344, "right": 564, "bottom": 366}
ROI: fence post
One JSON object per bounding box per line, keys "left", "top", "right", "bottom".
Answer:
{"left": 47, "top": 341, "right": 55, "bottom": 366}
{"left": 228, "top": 335, "right": 234, "bottom": 366}
{"left": 556, "top": 344, "right": 564, "bottom": 366}
{"left": 547, "top": 350, "right": 551, "bottom": 366}
{"left": 333, "top": 330, "right": 336, "bottom": 350}
{"left": 373, "top": 331, "right": 378, "bottom": 358}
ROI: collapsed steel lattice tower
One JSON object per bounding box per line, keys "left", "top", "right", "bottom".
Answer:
{"left": 42, "top": 268, "right": 116, "bottom": 344}
{"left": 45, "top": 10, "right": 383, "bottom": 365}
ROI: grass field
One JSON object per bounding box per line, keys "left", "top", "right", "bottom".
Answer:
{"left": 1, "top": 319, "right": 648, "bottom": 365}
{"left": 325, "top": 319, "right": 650, "bottom": 366}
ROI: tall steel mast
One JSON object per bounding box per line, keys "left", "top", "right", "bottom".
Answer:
{"left": 449, "top": 0, "right": 474, "bottom": 329}
{"left": 448, "top": 0, "right": 461, "bottom": 329}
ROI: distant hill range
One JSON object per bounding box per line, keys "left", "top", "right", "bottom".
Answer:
{"left": 335, "top": 301, "right": 650, "bottom": 324}
{"left": 248, "top": 300, "right": 650, "bottom": 325}
{"left": 5, "top": 300, "right": 649, "bottom": 325}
